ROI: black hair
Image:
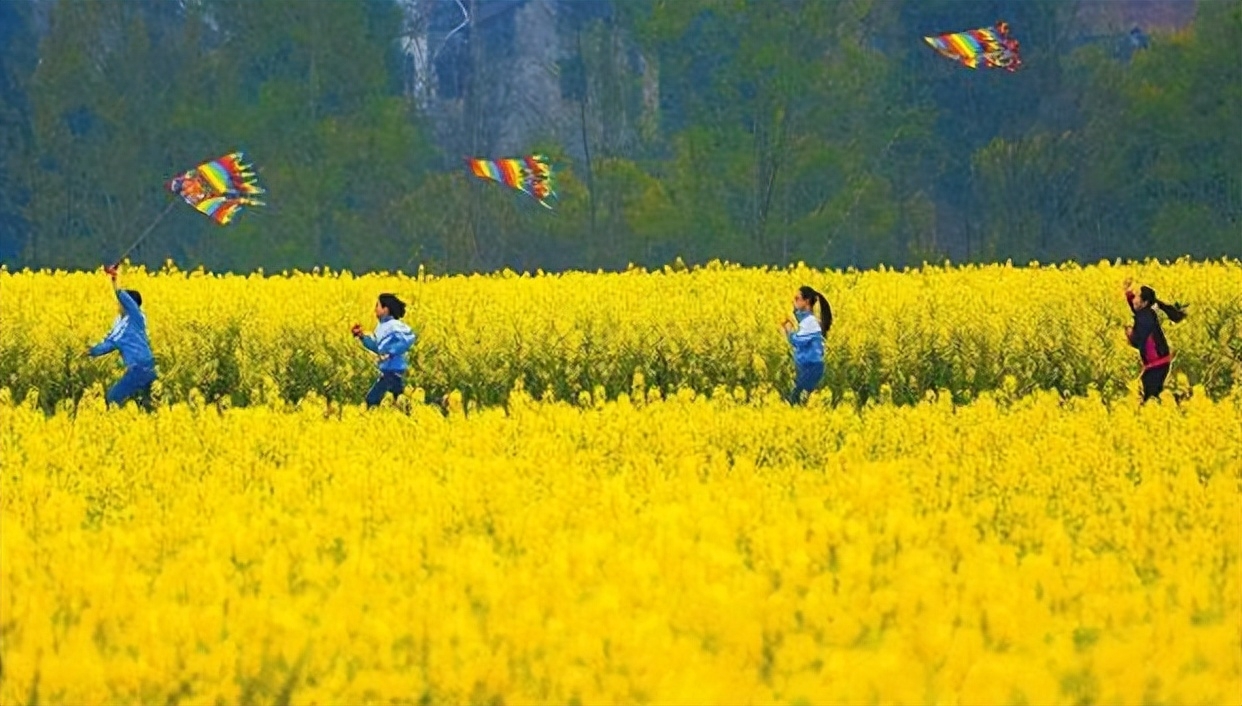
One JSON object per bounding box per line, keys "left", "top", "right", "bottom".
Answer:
{"left": 1138, "top": 286, "right": 1187, "bottom": 324}
{"left": 125, "top": 289, "right": 143, "bottom": 308}
{"left": 378, "top": 293, "right": 406, "bottom": 320}
{"left": 798, "top": 285, "right": 832, "bottom": 338}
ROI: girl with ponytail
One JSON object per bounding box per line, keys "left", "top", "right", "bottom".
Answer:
{"left": 780, "top": 285, "right": 833, "bottom": 404}
{"left": 1123, "top": 278, "right": 1187, "bottom": 402}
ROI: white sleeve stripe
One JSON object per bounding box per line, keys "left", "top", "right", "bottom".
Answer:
{"left": 107, "top": 318, "right": 129, "bottom": 340}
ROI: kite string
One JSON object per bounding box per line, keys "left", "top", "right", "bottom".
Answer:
{"left": 818, "top": 126, "right": 905, "bottom": 259}
{"left": 114, "top": 200, "right": 175, "bottom": 268}
{"left": 433, "top": 0, "right": 470, "bottom": 63}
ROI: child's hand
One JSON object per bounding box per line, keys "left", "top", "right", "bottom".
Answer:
{"left": 104, "top": 264, "right": 118, "bottom": 280}
{"left": 1122, "top": 277, "right": 1133, "bottom": 290}
{"left": 350, "top": 324, "right": 363, "bottom": 338}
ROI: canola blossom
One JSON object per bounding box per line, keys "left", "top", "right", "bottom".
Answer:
{"left": 2, "top": 387, "right": 1240, "bottom": 704}
{"left": 1, "top": 259, "right": 1240, "bottom": 410}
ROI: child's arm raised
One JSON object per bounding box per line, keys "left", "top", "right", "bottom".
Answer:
{"left": 116, "top": 289, "right": 141, "bottom": 318}
{"left": 89, "top": 266, "right": 122, "bottom": 357}
{"left": 106, "top": 265, "right": 142, "bottom": 318}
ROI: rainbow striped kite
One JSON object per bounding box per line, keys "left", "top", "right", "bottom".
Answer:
{"left": 466, "top": 154, "right": 555, "bottom": 209}
{"left": 167, "top": 152, "right": 266, "bottom": 225}
{"left": 924, "top": 21, "right": 1022, "bottom": 72}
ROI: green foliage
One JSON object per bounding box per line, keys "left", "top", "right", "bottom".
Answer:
{"left": 0, "top": 0, "right": 1238, "bottom": 272}
{"left": 10, "top": 0, "right": 431, "bottom": 271}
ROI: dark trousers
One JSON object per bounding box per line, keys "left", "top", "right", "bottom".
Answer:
{"left": 1141, "top": 364, "right": 1169, "bottom": 402}
{"left": 107, "top": 365, "right": 156, "bottom": 410}
{"left": 788, "top": 362, "right": 825, "bottom": 405}
{"left": 366, "top": 371, "right": 406, "bottom": 408}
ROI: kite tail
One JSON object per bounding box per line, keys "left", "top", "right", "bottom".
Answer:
{"left": 218, "top": 152, "right": 266, "bottom": 196}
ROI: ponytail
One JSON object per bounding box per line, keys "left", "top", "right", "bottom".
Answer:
{"left": 800, "top": 286, "right": 833, "bottom": 338}
{"left": 814, "top": 290, "right": 832, "bottom": 337}
{"left": 1155, "top": 299, "right": 1187, "bottom": 324}
{"left": 1139, "top": 286, "right": 1187, "bottom": 324}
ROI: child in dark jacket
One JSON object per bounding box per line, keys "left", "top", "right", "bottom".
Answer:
{"left": 89, "top": 265, "right": 157, "bottom": 409}
{"left": 353, "top": 293, "right": 417, "bottom": 408}
{"left": 1124, "top": 278, "right": 1186, "bottom": 402}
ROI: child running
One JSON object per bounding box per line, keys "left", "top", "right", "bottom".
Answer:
{"left": 780, "top": 285, "right": 833, "bottom": 404}
{"left": 352, "top": 293, "right": 417, "bottom": 409}
{"left": 88, "top": 265, "right": 157, "bottom": 409}
{"left": 1123, "top": 277, "right": 1187, "bottom": 402}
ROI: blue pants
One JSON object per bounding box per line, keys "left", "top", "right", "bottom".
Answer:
{"left": 107, "top": 365, "right": 156, "bottom": 410}
{"left": 366, "top": 372, "right": 406, "bottom": 408}
{"left": 788, "top": 362, "right": 824, "bottom": 405}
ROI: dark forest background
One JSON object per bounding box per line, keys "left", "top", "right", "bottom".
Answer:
{"left": 0, "top": 0, "right": 1238, "bottom": 274}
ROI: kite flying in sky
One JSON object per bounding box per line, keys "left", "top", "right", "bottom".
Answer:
{"left": 113, "top": 152, "right": 266, "bottom": 266}
{"left": 924, "top": 21, "right": 1022, "bottom": 72}
{"left": 466, "top": 154, "right": 555, "bottom": 209}
{"left": 167, "top": 152, "right": 266, "bottom": 225}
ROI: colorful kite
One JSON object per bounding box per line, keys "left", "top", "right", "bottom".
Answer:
{"left": 167, "top": 152, "right": 266, "bottom": 225}
{"left": 466, "top": 154, "right": 555, "bottom": 209}
{"left": 924, "top": 21, "right": 1022, "bottom": 72}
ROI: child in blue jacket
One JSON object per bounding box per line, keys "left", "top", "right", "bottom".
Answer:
{"left": 352, "top": 293, "right": 417, "bottom": 408}
{"left": 89, "top": 265, "right": 157, "bottom": 409}
{"left": 780, "top": 285, "right": 832, "bottom": 405}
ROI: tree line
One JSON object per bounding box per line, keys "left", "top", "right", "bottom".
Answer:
{"left": 0, "top": 0, "right": 1237, "bottom": 274}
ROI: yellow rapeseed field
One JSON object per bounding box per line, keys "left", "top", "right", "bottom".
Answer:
{"left": 2, "top": 261, "right": 1241, "bottom": 704}
{"left": 2, "top": 386, "right": 1240, "bottom": 705}
{"left": 2, "top": 259, "right": 1240, "bottom": 409}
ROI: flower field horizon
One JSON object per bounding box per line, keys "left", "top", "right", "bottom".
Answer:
{"left": 2, "top": 258, "right": 1241, "bottom": 412}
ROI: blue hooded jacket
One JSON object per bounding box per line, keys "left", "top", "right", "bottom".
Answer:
{"left": 360, "top": 316, "right": 417, "bottom": 373}
{"left": 787, "top": 309, "right": 825, "bottom": 367}
{"left": 89, "top": 289, "right": 156, "bottom": 369}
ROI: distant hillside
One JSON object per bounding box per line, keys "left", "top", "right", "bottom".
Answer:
{"left": 1076, "top": 0, "right": 1197, "bottom": 31}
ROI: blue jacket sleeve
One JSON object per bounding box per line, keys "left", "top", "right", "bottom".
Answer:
{"left": 359, "top": 335, "right": 381, "bottom": 354}
{"left": 787, "top": 330, "right": 815, "bottom": 353}
{"left": 377, "top": 329, "right": 416, "bottom": 356}
{"left": 116, "top": 289, "right": 142, "bottom": 318}
{"left": 89, "top": 339, "right": 117, "bottom": 357}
